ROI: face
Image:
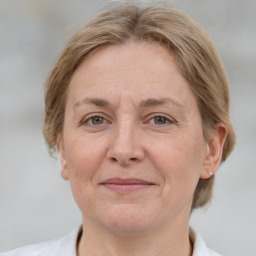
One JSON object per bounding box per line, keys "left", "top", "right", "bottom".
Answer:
{"left": 59, "top": 41, "right": 221, "bottom": 235}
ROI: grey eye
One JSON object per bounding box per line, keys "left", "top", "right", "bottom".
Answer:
{"left": 153, "top": 116, "right": 168, "bottom": 125}
{"left": 91, "top": 116, "right": 104, "bottom": 125}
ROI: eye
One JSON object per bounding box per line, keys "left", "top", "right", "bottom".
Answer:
{"left": 81, "top": 114, "right": 109, "bottom": 127}
{"left": 153, "top": 116, "right": 168, "bottom": 125}
{"left": 147, "top": 114, "right": 173, "bottom": 126}
{"left": 90, "top": 116, "right": 104, "bottom": 125}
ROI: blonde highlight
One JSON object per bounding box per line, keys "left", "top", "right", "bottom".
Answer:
{"left": 42, "top": 4, "right": 235, "bottom": 209}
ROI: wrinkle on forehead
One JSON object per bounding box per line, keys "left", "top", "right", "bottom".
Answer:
{"left": 73, "top": 95, "right": 186, "bottom": 116}
{"left": 68, "top": 40, "right": 197, "bottom": 119}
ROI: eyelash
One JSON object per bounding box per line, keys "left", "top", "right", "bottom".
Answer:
{"left": 80, "top": 113, "right": 174, "bottom": 127}
{"left": 80, "top": 113, "right": 110, "bottom": 127}
{"left": 146, "top": 114, "right": 174, "bottom": 126}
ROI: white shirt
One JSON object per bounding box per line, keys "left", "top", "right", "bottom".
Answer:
{"left": 0, "top": 226, "right": 222, "bottom": 256}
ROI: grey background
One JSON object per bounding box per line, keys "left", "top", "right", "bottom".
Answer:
{"left": 0, "top": 0, "right": 255, "bottom": 255}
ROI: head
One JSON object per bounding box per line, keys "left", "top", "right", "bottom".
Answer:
{"left": 42, "top": 3, "right": 235, "bottom": 215}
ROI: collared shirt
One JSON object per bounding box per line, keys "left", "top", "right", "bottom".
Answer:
{"left": 0, "top": 226, "right": 222, "bottom": 256}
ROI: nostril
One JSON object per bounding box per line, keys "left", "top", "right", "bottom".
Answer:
{"left": 109, "top": 157, "right": 118, "bottom": 162}
{"left": 109, "top": 156, "right": 137, "bottom": 165}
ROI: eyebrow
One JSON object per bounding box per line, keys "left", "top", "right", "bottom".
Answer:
{"left": 74, "top": 98, "right": 110, "bottom": 109}
{"left": 73, "top": 97, "right": 185, "bottom": 110}
{"left": 139, "top": 98, "right": 185, "bottom": 109}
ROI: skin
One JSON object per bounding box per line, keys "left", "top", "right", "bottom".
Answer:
{"left": 58, "top": 41, "right": 227, "bottom": 256}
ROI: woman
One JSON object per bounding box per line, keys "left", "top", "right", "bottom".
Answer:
{"left": 1, "top": 3, "right": 235, "bottom": 256}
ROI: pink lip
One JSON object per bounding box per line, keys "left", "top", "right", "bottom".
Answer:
{"left": 100, "top": 178, "right": 155, "bottom": 193}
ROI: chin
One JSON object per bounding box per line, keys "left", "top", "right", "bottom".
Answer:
{"left": 94, "top": 203, "right": 158, "bottom": 234}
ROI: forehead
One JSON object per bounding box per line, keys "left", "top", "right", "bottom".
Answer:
{"left": 67, "top": 41, "right": 197, "bottom": 110}
{"left": 74, "top": 43, "right": 172, "bottom": 80}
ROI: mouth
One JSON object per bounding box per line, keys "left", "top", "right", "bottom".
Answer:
{"left": 100, "top": 178, "right": 155, "bottom": 193}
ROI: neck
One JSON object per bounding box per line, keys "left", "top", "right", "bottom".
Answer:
{"left": 77, "top": 217, "right": 193, "bottom": 256}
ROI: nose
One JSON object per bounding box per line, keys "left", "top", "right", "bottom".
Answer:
{"left": 107, "top": 122, "right": 145, "bottom": 166}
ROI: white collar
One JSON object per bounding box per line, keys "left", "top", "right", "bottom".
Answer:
{"left": 55, "top": 225, "right": 82, "bottom": 256}
{"left": 49, "top": 225, "right": 222, "bottom": 256}
{"left": 190, "top": 228, "right": 222, "bottom": 256}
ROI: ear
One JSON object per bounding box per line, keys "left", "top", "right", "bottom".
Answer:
{"left": 57, "top": 134, "right": 69, "bottom": 181}
{"left": 200, "top": 123, "right": 227, "bottom": 179}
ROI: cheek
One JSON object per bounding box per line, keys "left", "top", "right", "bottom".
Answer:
{"left": 64, "top": 134, "right": 108, "bottom": 185}
{"left": 63, "top": 135, "right": 106, "bottom": 212}
{"left": 150, "top": 133, "right": 205, "bottom": 191}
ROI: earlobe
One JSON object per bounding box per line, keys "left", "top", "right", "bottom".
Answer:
{"left": 57, "top": 134, "right": 69, "bottom": 181}
{"left": 200, "top": 123, "right": 227, "bottom": 179}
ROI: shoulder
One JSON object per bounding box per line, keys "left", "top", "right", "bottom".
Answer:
{"left": 0, "top": 238, "right": 64, "bottom": 256}
{"left": 190, "top": 228, "right": 223, "bottom": 256}
{"left": 0, "top": 226, "right": 82, "bottom": 256}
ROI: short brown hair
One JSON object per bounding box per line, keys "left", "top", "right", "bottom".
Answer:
{"left": 42, "top": 4, "right": 236, "bottom": 209}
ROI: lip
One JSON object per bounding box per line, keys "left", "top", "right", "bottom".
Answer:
{"left": 100, "top": 178, "right": 155, "bottom": 193}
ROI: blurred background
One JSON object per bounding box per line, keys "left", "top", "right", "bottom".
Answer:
{"left": 0, "top": 0, "right": 255, "bottom": 255}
